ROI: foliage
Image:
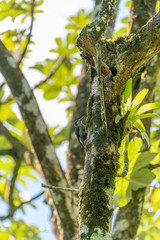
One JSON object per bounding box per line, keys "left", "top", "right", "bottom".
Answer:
{"left": 115, "top": 137, "right": 158, "bottom": 207}
{"left": 0, "top": 0, "right": 160, "bottom": 239}
{"left": 0, "top": 1, "right": 92, "bottom": 238}
{"left": 115, "top": 79, "right": 160, "bottom": 146}
{"left": 0, "top": 219, "right": 41, "bottom": 240}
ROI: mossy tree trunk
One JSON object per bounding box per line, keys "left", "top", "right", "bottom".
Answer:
{"left": 76, "top": 0, "right": 160, "bottom": 239}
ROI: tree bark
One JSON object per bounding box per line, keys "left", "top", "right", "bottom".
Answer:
{"left": 77, "top": 0, "right": 160, "bottom": 238}
{"left": 0, "top": 40, "right": 78, "bottom": 240}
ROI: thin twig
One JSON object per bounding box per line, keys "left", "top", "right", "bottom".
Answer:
{"left": 0, "top": 121, "right": 35, "bottom": 164}
{"left": 18, "top": 0, "right": 35, "bottom": 64}
{"left": 0, "top": 97, "right": 14, "bottom": 105}
{"left": 0, "top": 149, "right": 13, "bottom": 156}
{"left": 17, "top": 191, "right": 44, "bottom": 208}
{"left": 0, "top": 191, "right": 44, "bottom": 221}
{"left": 41, "top": 183, "right": 79, "bottom": 192}
{"left": 33, "top": 55, "right": 66, "bottom": 90}
{"left": 9, "top": 159, "right": 22, "bottom": 209}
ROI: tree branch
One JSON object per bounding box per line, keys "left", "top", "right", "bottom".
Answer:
{"left": 0, "top": 191, "right": 44, "bottom": 221}
{"left": 128, "top": 0, "right": 156, "bottom": 34}
{"left": 77, "top": 0, "right": 118, "bottom": 55}
{"left": 8, "top": 159, "right": 21, "bottom": 215}
{"left": 18, "top": 0, "right": 35, "bottom": 64}
{"left": 33, "top": 54, "right": 66, "bottom": 90}
{"left": 0, "top": 121, "right": 35, "bottom": 164}
{"left": 42, "top": 183, "right": 79, "bottom": 192}
{"left": 0, "top": 41, "right": 78, "bottom": 239}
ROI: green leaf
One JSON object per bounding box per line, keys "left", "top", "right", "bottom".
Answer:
{"left": 113, "top": 27, "right": 127, "bottom": 37}
{"left": 53, "top": 124, "right": 70, "bottom": 145}
{"left": 43, "top": 85, "right": 61, "bottom": 100}
{"left": 134, "top": 120, "right": 150, "bottom": 147}
{"left": 130, "top": 168, "right": 155, "bottom": 191}
{"left": 131, "top": 88, "right": 149, "bottom": 109}
{"left": 0, "top": 88, "right": 5, "bottom": 101}
{"left": 0, "top": 135, "right": 12, "bottom": 150}
{"left": 114, "top": 177, "right": 131, "bottom": 207}
{"left": 133, "top": 152, "right": 157, "bottom": 171}
{"left": 126, "top": 0, "right": 131, "bottom": 8}
{"left": 137, "top": 102, "right": 160, "bottom": 114}
{"left": 128, "top": 137, "right": 142, "bottom": 173}
{"left": 129, "top": 113, "right": 158, "bottom": 123}
{"left": 121, "top": 18, "right": 128, "bottom": 24}
{"left": 151, "top": 189, "right": 160, "bottom": 211}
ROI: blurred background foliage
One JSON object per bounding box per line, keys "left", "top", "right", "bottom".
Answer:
{"left": 0, "top": 0, "right": 160, "bottom": 239}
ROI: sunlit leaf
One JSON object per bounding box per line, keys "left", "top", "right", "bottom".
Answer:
{"left": 129, "top": 113, "right": 158, "bottom": 123}
{"left": 131, "top": 88, "right": 149, "bottom": 109}
{"left": 126, "top": 0, "right": 131, "bottom": 8}
{"left": 130, "top": 168, "right": 155, "bottom": 191}
{"left": 137, "top": 102, "right": 160, "bottom": 114}
{"left": 114, "top": 177, "right": 131, "bottom": 207}
{"left": 0, "top": 135, "right": 12, "bottom": 150}
{"left": 133, "top": 152, "right": 157, "bottom": 171}
{"left": 134, "top": 120, "right": 150, "bottom": 147}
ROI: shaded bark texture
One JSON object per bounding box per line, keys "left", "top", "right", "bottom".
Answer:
{"left": 76, "top": 0, "right": 160, "bottom": 238}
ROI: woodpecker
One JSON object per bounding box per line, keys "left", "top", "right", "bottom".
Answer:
{"left": 74, "top": 117, "right": 86, "bottom": 147}
{"left": 101, "top": 62, "right": 114, "bottom": 84}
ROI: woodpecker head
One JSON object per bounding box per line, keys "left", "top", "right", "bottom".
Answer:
{"left": 74, "top": 120, "right": 78, "bottom": 127}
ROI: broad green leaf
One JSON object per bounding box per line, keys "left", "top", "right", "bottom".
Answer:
{"left": 129, "top": 168, "right": 155, "bottom": 191}
{"left": 114, "top": 177, "right": 131, "bottom": 207}
{"left": 43, "top": 85, "right": 61, "bottom": 100}
{"left": 133, "top": 152, "right": 157, "bottom": 171}
{"left": 55, "top": 38, "right": 63, "bottom": 49}
{"left": 152, "top": 167, "right": 160, "bottom": 183}
{"left": 121, "top": 18, "right": 128, "bottom": 24}
{"left": 126, "top": 0, "right": 131, "bottom": 8}
{"left": 131, "top": 88, "right": 149, "bottom": 109}
{"left": 134, "top": 120, "right": 150, "bottom": 147}
{"left": 128, "top": 137, "right": 142, "bottom": 173}
{"left": 0, "top": 135, "right": 12, "bottom": 150}
{"left": 0, "top": 101, "right": 17, "bottom": 122}
{"left": 0, "top": 231, "right": 10, "bottom": 240}
{"left": 129, "top": 113, "right": 158, "bottom": 123}
{"left": 117, "top": 154, "right": 125, "bottom": 175}
{"left": 151, "top": 189, "right": 160, "bottom": 211}
{"left": 18, "top": 166, "right": 38, "bottom": 181}
{"left": 156, "top": 1, "right": 160, "bottom": 12}
{"left": 137, "top": 102, "right": 160, "bottom": 114}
